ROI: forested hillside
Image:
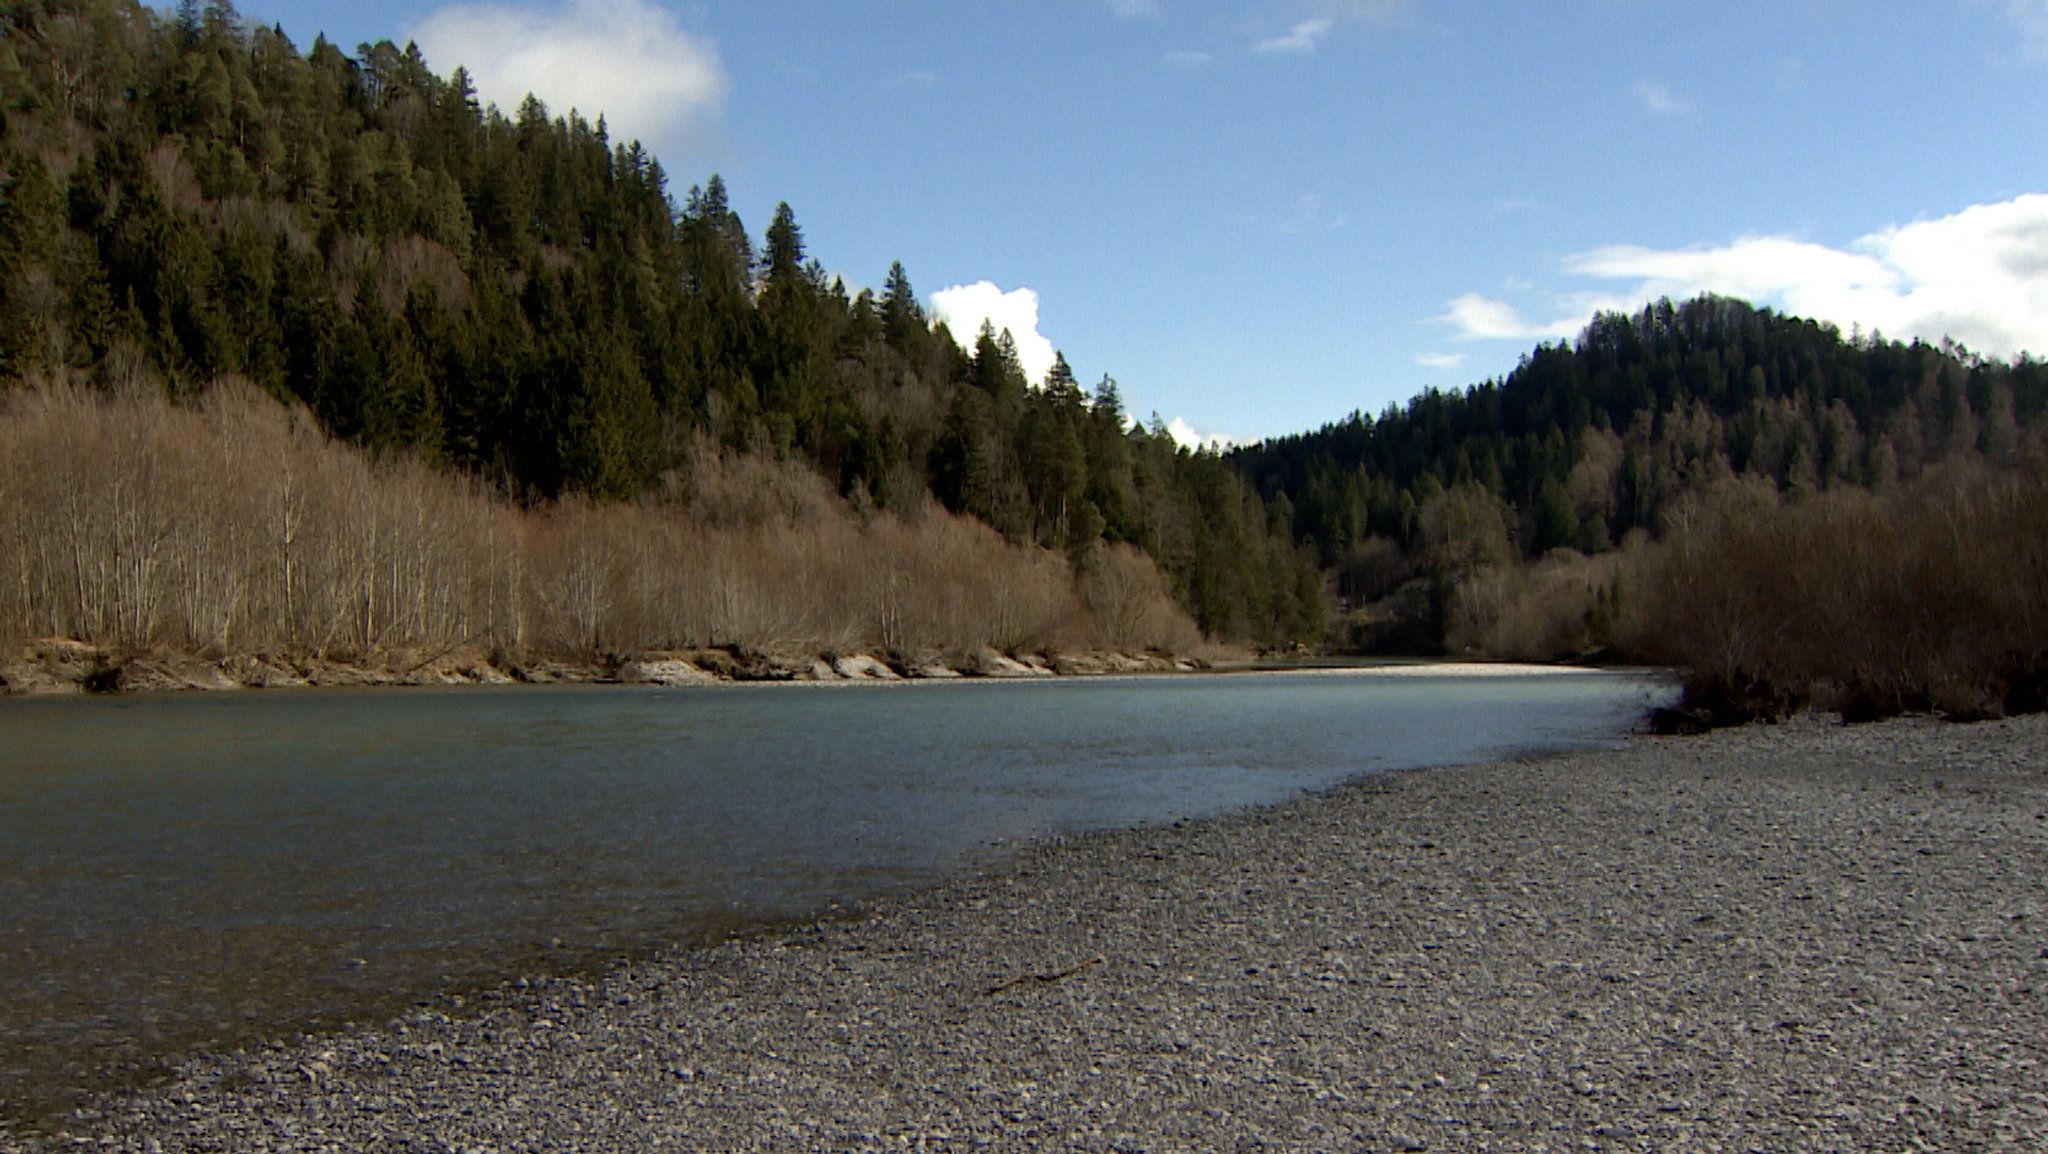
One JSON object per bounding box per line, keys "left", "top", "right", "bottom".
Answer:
{"left": 1233, "top": 297, "right": 2045, "bottom": 629}
{"left": 1238, "top": 296, "right": 2043, "bottom": 575}
{"left": 1229, "top": 296, "right": 2048, "bottom": 720}
{"left": 0, "top": 0, "right": 1321, "bottom": 650}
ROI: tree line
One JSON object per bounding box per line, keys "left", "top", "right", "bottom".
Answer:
{"left": 0, "top": 382, "right": 1216, "bottom": 667}
{"left": 1231, "top": 295, "right": 2047, "bottom": 651}
{"left": 0, "top": 0, "right": 1322, "bottom": 647}
{"left": 1222, "top": 295, "right": 2048, "bottom": 719}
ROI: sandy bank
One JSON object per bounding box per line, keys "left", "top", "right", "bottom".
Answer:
{"left": 11, "top": 714, "right": 2046, "bottom": 1152}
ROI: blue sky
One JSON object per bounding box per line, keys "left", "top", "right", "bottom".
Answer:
{"left": 219, "top": 0, "right": 2048, "bottom": 443}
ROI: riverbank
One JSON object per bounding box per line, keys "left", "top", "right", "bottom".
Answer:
{"left": 0, "top": 638, "right": 1228, "bottom": 695}
{"left": 11, "top": 713, "right": 2046, "bottom": 1152}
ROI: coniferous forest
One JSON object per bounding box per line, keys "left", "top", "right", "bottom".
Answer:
{"left": 1232, "top": 297, "right": 2048, "bottom": 719}
{"left": 0, "top": 0, "right": 1320, "bottom": 673}
{"left": 3, "top": 0, "right": 2046, "bottom": 715}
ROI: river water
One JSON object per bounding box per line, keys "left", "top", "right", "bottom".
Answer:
{"left": 0, "top": 667, "right": 1668, "bottom": 1128}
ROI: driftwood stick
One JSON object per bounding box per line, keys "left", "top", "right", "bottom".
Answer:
{"left": 984, "top": 955, "right": 1107, "bottom": 995}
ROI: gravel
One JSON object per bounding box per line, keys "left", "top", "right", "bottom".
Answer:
{"left": 10, "top": 713, "right": 2045, "bottom": 1152}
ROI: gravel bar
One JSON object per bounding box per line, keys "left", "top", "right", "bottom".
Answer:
{"left": 12, "top": 714, "right": 2046, "bottom": 1153}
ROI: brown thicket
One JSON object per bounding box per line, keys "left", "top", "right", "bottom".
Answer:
{"left": 0, "top": 383, "right": 1203, "bottom": 663}
{"left": 1618, "top": 446, "right": 2048, "bottom": 721}
{"left": 1444, "top": 545, "right": 1636, "bottom": 662}
{"left": 1433, "top": 438, "right": 2048, "bottom": 722}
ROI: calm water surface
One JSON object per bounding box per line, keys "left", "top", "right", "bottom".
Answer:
{"left": 0, "top": 669, "right": 1668, "bottom": 1127}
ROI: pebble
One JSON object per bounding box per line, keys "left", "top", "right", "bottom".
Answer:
{"left": 4, "top": 713, "right": 2043, "bottom": 1152}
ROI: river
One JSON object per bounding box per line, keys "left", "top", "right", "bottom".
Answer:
{"left": 0, "top": 666, "right": 1669, "bottom": 1129}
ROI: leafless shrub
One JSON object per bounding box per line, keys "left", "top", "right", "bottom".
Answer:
{"left": 1077, "top": 542, "right": 1204, "bottom": 654}
{"left": 678, "top": 435, "right": 847, "bottom": 530}
{"left": 1620, "top": 447, "right": 2048, "bottom": 720}
{"left": 209, "top": 196, "right": 316, "bottom": 254}
{"left": 0, "top": 384, "right": 1201, "bottom": 669}
{"left": 1449, "top": 548, "right": 1625, "bottom": 661}
{"left": 379, "top": 234, "right": 472, "bottom": 314}
{"left": 144, "top": 140, "right": 202, "bottom": 211}
{"left": 326, "top": 234, "right": 379, "bottom": 312}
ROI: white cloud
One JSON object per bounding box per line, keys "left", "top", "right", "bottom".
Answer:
{"left": 1438, "top": 292, "right": 1585, "bottom": 343}
{"left": 1414, "top": 352, "right": 1467, "bottom": 371}
{"left": 1565, "top": 237, "right": 1895, "bottom": 310}
{"left": 1165, "top": 417, "right": 1245, "bottom": 451}
{"left": 1633, "top": 81, "right": 1699, "bottom": 121}
{"left": 1251, "top": 0, "right": 1408, "bottom": 53}
{"left": 411, "top": 0, "right": 726, "bottom": 158}
{"left": 1109, "top": 0, "right": 1162, "bottom": 17}
{"left": 930, "top": 281, "right": 1061, "bottom": 386}
{"left": 1441, "top": 194, "right": 2048, "bottom": 360}
{"left": 1255, "top": 17, "right": 1335, "bottom": 54}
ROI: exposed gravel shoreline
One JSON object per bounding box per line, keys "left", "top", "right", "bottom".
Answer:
{"left": 0, "top": 639, "right": 1211, "bottom": 696}
{"left": 11, "top": 714, "right": 2046, "bottom": 1152}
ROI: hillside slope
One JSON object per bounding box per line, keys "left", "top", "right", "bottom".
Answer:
{"left": 0, "top": 0, "right": 1321, "bottom": 646}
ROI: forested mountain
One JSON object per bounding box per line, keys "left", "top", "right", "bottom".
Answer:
{"left": 0, "top": 0, "right": 1321, "bottom": 644}
{"left": 1232, "top": 296, "right": 2047, "bottom": 623}
{"left": 6, "top": 0, "right": 2043, "bottom": 692}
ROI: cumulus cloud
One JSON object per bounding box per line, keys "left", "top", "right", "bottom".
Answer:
{"left": 1633, "top": 81, "right": 1699, "bottom": 121}
{"left": 1441, "top": 194, "right": 2048, "bottom": 359}
{"left": 1165, "top": 417, "right": 1245, "bottom": 451}
{"left": 1438, "top": 292, "right": 1587, "bottom": 343}
{"left": 929, "top": 281, "right": 1061, "bottom": 386}
{"left": 1255, "top": 17, "right": 1335, "bottom": 54}
{"left": 411, "top": 0, "right": 725, "bottom": 157}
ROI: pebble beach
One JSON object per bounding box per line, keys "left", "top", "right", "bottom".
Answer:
{"left": 12, "top": 713, "right": 2047, "bottom": 1153}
